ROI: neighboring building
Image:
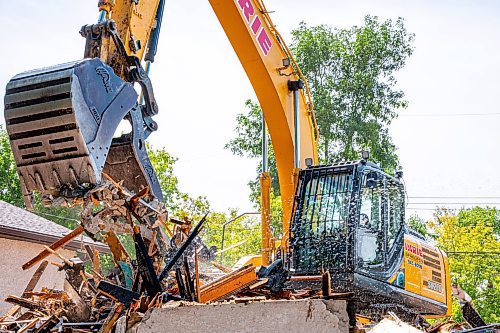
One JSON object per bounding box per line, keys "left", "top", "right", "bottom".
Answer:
{"left": 0, "top": 200, "right": 108, "bottom": 313}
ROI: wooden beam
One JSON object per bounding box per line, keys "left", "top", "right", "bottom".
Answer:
{"left": 22, "top": 225, "right": 84, "bottom": 270}
{"left": 4, "top": 296, "right": 45, "bottom": 312}
{"left": 43, "top": 246, "right": 74, "bottom": 267}
{"left": 17, "top": 318, "right": 39, "bottom": 333}
{"left": 194, "top": 245, "right": 201, "bottom": 303}
{"left": 0, "top": 261, "right": 49, "bottom": 321}
{"left": 22, "top": 261, "right": 49, "bottom": 297}
{"left": 210, "top": 261, "right": 232, "bottom": 273}
{"left": 99, "top": 303, "right": 123, "bottom": 333}
{"left": 199, "top": 265, "right": 258, "bottom": 303}
{"left": 105, "top": 231, "right": 130, "bottom": 264}
{"left": 32, "top": 316, "right": 59, "bottom": 333}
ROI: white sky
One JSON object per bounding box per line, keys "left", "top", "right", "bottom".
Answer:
{"left": 1, "top": 1, "right": 499, "bottom": 219}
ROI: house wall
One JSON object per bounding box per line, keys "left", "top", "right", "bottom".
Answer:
{"left": 0, "top": 237, "right": 75, "bottom": 314}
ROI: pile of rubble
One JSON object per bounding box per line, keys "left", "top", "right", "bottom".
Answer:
{"left": 1, "top": 177, "right": 494, "bottom": 333}
{"left": 0, "top": 178, "right": 346, "bottom": 333}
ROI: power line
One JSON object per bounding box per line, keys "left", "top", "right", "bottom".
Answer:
{"left": 401, "top": 113, "right": 500, "bottom": 117}
{"left": 408, "top": 202, "right": 500, "bottom": 205}
{"left": 406, "top": 207, "right": 460, "bottom": 211}
{"left": 408, "top": 196, "right": 500, "bottom": 199}
{"left": 35, "top": 211, "right": 80, "bottom": 223}
{"left": 447, "top": 252, "right": 500, "bottom": 256}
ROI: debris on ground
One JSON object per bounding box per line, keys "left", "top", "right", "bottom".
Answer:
{"left": 1, "top": 178, "right": 493, "bottom": 333}
{"left": 0, "top": 178, "right": 353, "bottom": 333}
{"left": 367, "top": 313, "right": 424, "bottom": 333}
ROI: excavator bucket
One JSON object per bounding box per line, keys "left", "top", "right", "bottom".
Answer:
{"left": 4, "top": 58, "right": 138, "bottom": 208}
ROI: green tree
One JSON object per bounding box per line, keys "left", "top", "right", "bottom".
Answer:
{"left": 292, "top": 17, "right": 414, "bottom": 169}
{"left": 457, "top": 206, "right": 500, "bottom": 235}
{"left": 226, "top": 16, "right": 414, "bottom": 204}
{"left": 147, "top": 144, "right": 186, "bottom": 211}
{"left": 202, "top": 211, "right": 261, "bottom": 267}
{"left": 431, "top": 208, "right": 500, "bottom": 323}
{"left": 0, "top": 125, "right": 23, "bottom": 207}
{"left": 406, "top": 214, "right": 431, "bottom": 238}
{"left": 225, "top": 100, "right": 279, "bottom": 201}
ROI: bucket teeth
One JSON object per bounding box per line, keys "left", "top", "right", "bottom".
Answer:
{"left": 4, "top": 58, "right": 138, "bottom": 208}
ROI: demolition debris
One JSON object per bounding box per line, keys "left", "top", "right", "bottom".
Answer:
{"left": 0, "top": 179, "right": 350, "bottom": 333}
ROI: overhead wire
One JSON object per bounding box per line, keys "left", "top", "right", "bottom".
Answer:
{"left": 408, "top": 196, "right": 500, "bottom": 199}
{"left": 401, "top": 113, "right": 500, "bottom": 117}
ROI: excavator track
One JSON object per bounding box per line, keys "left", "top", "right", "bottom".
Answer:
{"left": 4, "top": 58, "right": 138, "bottom": 208}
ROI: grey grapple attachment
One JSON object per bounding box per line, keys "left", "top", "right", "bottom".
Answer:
{"left": 4, "top": 58, "right": 162, "bottom": 208}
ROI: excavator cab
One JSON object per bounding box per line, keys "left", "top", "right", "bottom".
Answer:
{"left": 289, "top": 160, "right": 450, "bottom": 317}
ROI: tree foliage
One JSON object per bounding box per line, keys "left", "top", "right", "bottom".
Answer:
{"left": 430, "top": 207, "right": 500, "bottom": 323}
{"left": 202, "top": 211, "right": 261, "bottom": 267}
{"left": 407, "top": 214, "right": 431, "bottom": 238}
{"left": 0, "top": 125, "right": 24, "bottom": 207}
{"left": 291, "top": 17, "right": 414, "bottom": 170}
{"left": 225, "top": 100, "right": 279, "bottom": 201}
{"left": 226, "top": 16, "right": 415, "bottom": 205}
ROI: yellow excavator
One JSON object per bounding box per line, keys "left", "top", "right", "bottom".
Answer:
{"left": 4, "top": 0, "right": 452, "bottom": 320}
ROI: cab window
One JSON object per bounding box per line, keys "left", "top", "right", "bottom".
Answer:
{"left": 357, "top": 172, "right": 384, "bottom": 265}
{"left": 387, "top": 180, "right": 404, "bottom": 249}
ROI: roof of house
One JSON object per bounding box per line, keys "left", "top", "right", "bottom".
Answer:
{"left": 0, "top": 200, "right": 109, "bottom": 253}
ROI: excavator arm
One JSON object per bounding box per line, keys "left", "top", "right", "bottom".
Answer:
{"left": 4, "top": 0, "right": 318, "bottom": 258}
{"left": 4, "top": 0, "right": 165, "bottom": 208}
{"left": 209, "top": 0, "right": 319, "bottom": 252}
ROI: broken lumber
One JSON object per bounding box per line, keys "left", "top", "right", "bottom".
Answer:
{"left": 32, "top": 315, "right": 58, "bottom": 333}
{"left": 4, "top": 296, "right": 45, "bottom": 312}
{"left": 97, "top": 281, "right": 140, "bottom": 307}
{"left": 1, "top": 261, "right": 49, "bottom": 321}
{"left": 99, "top": 303, "right": 123, "bottom": 333}
{"left": 23, "top": 261, "right": 49, "bottom": 297}
{"left": 43, "top": 245, "right": 74, "bottom": 266}
{"left": 17, "top": 318, "right": 38, "bottom": 333}
{"left": 22, "top": 225, "right": 84, "bottom": 270}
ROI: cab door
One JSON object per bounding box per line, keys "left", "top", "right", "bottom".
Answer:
{"left": 356, "top": 170, "right": 387, "bottom": 276}
{"left": 356, "top": 170, "right": 405, "bottom": 283}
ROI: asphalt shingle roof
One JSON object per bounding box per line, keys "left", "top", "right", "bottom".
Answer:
{"left": 0, "top": 200, "right": 109, "bottom": 252}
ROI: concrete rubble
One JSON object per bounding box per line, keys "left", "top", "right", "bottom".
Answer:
{"left": 130, "top": 300, "right": 349, "bottom": 333}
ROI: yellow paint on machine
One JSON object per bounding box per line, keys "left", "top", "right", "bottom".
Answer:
{"left": 209, "top": 0, "right": 319, "bottom": 249}
{"left": 402, "top": 235, "right": 450, "bottom": 309}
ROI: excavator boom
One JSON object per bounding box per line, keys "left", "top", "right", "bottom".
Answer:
{"left": 209, "top": 0, "right": 319, "bottom": 247}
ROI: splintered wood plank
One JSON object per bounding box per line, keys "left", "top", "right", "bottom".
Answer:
{"left": 17, "top": 318, "right": 39, "bottom": 333}
{"left": 32, "top": 315, "right": 59, "bottom": 333}
{"left": 99, "top": 303, "right": 123, "bottom": 333}
{"left": 84, "top": 244, "right": 94, "bottom": 259}
{"left": 22, "top": 260, "right": 49, "bottom": 297}
{"left": 92, "top": 249, "right": 103, "bottom": 282}
{"left": 194, "top": 245, "right": 201, "bottom": 302}
{"left": 0, "top": 261, "right": 48, "bottom": 321}
{"left": 43, "top": 246, "right": 74, "bottom": 266}
{"left": 4, "top": 296, "right": 45, "bottom": 312}
{"left": 0, "top": 305, "right": 21, "bottom": 322}
{"left": 22, "top": 225, "right": 84, "bottom": 270}
{"left": 105, "top": 231, "right": 130, "bottom": 263}
{"left": 210, "top": 261, "right": 232, "bottom": 273}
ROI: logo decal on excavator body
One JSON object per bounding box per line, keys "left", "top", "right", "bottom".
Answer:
{"left": 95, "top": 67, "right": 112, "bottom": 93}
{"left": 237, "top": 0, "right": 272, "bottom": 56}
